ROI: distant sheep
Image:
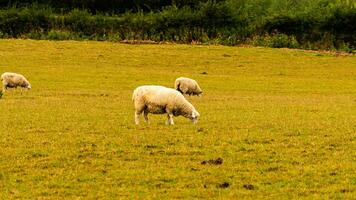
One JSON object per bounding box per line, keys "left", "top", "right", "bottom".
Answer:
{"left": 1, "top": 72, "right": 31, "bottom": 92}
{"left": 174, "top": 77, "right": 202, "bottom": 96}
{"left": 132, "top": 85, "right": 200, "bottom": 125}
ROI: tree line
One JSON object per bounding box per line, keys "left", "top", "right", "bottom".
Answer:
{"left": 0, "top": 0, "right": 355, "bottom": 51}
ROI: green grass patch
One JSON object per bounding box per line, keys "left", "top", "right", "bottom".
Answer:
{"left": 0, "top": 39, "right": 355, "bottom": 198}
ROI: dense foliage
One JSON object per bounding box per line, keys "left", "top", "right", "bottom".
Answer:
{"left": 0, "top": 0, "right": 355, "bottom": 51}
{"left": 2, "top": 0, "right": 214, "bottom": 13}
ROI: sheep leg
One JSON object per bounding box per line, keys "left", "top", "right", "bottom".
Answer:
{"left": 143, "top": 110, "right": 149, "bottom": 123}
{"left": 135, "top": 111, "right": 142, "bottom": 125}
{"left": 134, "top": 102, "right": 146, "bottom": 125}
{"left": 166, "top": 113, "right": 174, "bottom": 125}
{"left": 2, "top": 83, "right": 9, "bottom": 91}
{"left": 135, "top": 107, "right": 144, "bottom": 125}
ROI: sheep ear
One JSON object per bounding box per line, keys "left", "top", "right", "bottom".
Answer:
{"left": 192, "top": 112, "right": 196, "bottom": 118}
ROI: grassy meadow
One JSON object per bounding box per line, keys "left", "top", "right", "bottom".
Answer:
{"left": 0, "top": 39, "right": 355, "bottom": 199}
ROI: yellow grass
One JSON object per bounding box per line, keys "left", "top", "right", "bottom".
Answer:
{"left": 0, "top": 39, "right": 355, "bottom": 199}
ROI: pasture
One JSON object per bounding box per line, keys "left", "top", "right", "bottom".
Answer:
{"left": 0, "top": 39, "right": 355, "bottom": 199}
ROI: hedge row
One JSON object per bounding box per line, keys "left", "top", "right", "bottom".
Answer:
{"left": 0, "top": 1, "right": 355, "bottom": 51}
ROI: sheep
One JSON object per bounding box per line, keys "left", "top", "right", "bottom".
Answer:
{"left": 174, "top": 77, "right": 202, "bottom": 96}
{"left": 132, "top": 85, "right": 200, "bottom": 125}
{"left": 1, "top": 72, "right": 31, "bottom": 92}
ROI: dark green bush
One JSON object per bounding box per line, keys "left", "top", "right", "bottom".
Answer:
{"left": 0, "top": 6, "right": 51, "bottom": 37}
{"left": 251, "top": 34, "right": 300, "bottom": 49}
{"left": 0, "top": 0, "right": 210, "bottom": 13}
{"left": 46, "top": 30, "right": 73, "bottom": 40}
{"left": 0, "top": 0, "right": 354, "bottom": 51}
{"left": 322, "top": 7, "right": 356, "bottom": 49}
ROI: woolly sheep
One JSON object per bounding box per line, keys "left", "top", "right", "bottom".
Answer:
{"left": 174, "top": 77, "right": 202, "bottom": 96}
{"left": 1, "top": 72, "right": 31, "bottom": 92}
{"left": 132, "top": 85, "right": 200, "bottom": 125}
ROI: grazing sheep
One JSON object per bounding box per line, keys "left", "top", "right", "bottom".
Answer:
{"left": 174, "top": 77, "right": 202, "bottom": 96}
{"left": 1, "top": 72, "right": 31, "bottom": 92}
{"left": 132, "top": 85, "right": 200, "bottom": 125}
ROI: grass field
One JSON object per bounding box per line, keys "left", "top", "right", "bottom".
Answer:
{"left": 0, "top": 39, "right": 355, "bottom": 199}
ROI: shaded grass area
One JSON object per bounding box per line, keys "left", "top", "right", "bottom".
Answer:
{"left": 0, "top": 39, "right": 355, "bottom": 198}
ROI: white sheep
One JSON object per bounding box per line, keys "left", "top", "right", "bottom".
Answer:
{"left": 174, "top": 77, "right": 202, "bottom": 96}
{"left": 132, "top": 85, "right": 200, "bottom": 125}
{"left": 1, "top": 72, "right": 31, "bottom": 92}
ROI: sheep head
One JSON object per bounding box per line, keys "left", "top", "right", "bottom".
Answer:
{"left": 190, "top": 110, "right": 200, "bottom": 124}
